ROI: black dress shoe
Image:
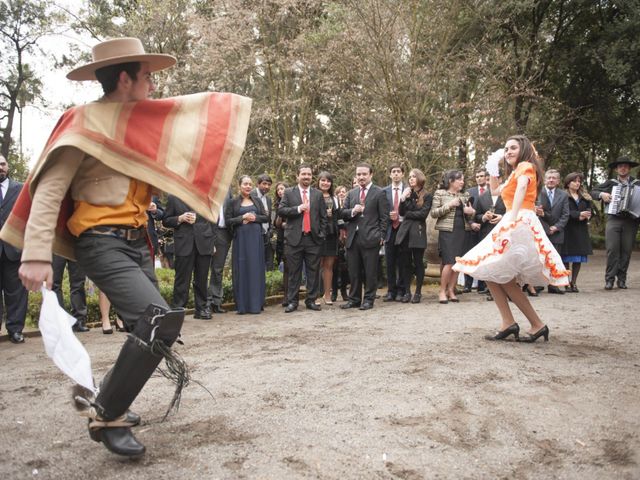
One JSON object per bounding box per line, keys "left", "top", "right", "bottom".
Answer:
{"left": 484, "top": 323, "right": 519, "bottom": 341}
{"left": 617, "top": 280, "right": 627, "bottom": 289}
{"left": 284, "top": 303, "right": 298, "bottom": 313}
{"left": 477, "top": 289, "right": 489, "bottom": 295}
{"left": 306, "top": 302, "right": 321, "bottom": 311}
{"left": 411, "top": 293, "right": 422, "bottom": 304}
{"left": 605, "top": 280, "right": 614, "bottom": 290}
{"left": 211, "top": 305, "right": 226, "bottom": 314}
{"left": 519, "top": 325, "right": 550, "bottom": 343}
{"left": 72, "top": 322, "right": 90, "bottom": 333}
{"left": 9, "top": 332, "right": 24, "bottom": 344}
{"left": 401, "top": 293, "right": 412, "bottom": 303}
{"left": 359, "top": 303, "right": 373, "bottom": 310}
{"left": 193, "top": 310, "right": 212, "bottom": 320}
{"left": 395, "top": 294, "right": 404, "bottom": 302}
{"left": 547, "top": 285, "right": 564, "bottom": 295}
{"left": 340, "top": 302, "right": 360, "bottom": 309}
{"left": 102, "top": 327, "right": 114, "bottom": 334}
{"left": 382, "top": 293, "right": 395, "bottom": 302}
{"left": 462, "top": 287, "right": 472, "bottom": 293}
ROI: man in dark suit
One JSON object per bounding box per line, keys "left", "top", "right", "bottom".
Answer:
{"left": 252, "top": 174, "right": 274, "bottom": 270}
{"left": 464, "top": 169, "right": 489, "bottom": 293}
{"left": 207, "top": 188, "right": 233, "bottom": 314}
{"left": 473, "top": 188, "right": 506, "bottom": 300}
{"left": 382, "top": 163, "right": 406, "bottom": 301}
{"left": 163, "top": 195, "right": 215, "bottom": 318}
{"left": 536, "top": 168, "right": 570, "bottom": 294}
{"left": 340, "top": 163, "right": 390, "bottom": 310}
{"left": 0, "top": 155, "right": 28, "bottom": 343}
{"left": 52, "top": 256, "right": 89, "bottom": 332}
{"left": 278, "top": 165, "right": 328, "bottom": 312}
{"left": 147, "top": 195, "right": 165, "bottom": 261}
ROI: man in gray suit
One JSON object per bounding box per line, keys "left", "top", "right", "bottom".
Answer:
{"left": 536, "top": 169, "right": 570, "bottom": 294}
{"left": 340, "top": 163, "right": 389, "bottom": 310}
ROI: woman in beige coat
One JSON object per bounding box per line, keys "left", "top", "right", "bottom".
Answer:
{"left": 430, "top": 170, "right": 475, "bottom": 303}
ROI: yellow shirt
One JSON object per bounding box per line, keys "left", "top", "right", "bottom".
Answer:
{"left": 67, "top": 179, "right": 151, "bottom": 236}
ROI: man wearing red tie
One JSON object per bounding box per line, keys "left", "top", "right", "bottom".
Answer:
{"left": 278, "top": 165, "right": 328, "bottom": 313}
{"left": 463, "top": 169, "right": 489, "bottom": 294}
{"left": 340, "top": 163, "right": 390, "bottom": 310}
{"left": 383, "top": 164, "right": 406, "bottom": 301}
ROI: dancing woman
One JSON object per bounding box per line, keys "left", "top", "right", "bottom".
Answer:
{"left": 454, "top": 135, "right": 570, "bottom": 342}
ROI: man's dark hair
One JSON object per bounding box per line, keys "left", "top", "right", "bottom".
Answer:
{"left": 256, "top": 173, "right": 273, "bottom": 184}
{"left": 95, "top": 62, "right": 142, "bottom": 95}
{"left": 298, "top": 164, "right": 313, "bottom": 174}
{"left": 356, "top": 162, "right": 373, "bottom": 174}
{"left": 388, "top": 163, "right": 404, "bottom": 173}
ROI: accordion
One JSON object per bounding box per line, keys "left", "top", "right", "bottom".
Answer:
{"left": 607, "top": 184, "right": 640, "bottom": 218}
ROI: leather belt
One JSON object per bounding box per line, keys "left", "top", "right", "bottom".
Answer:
{"left": 84, "top": 225, "right": 146, "bottom": 241}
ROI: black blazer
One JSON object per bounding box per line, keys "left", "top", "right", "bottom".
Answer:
{"left": 225, "top": 194, "right": 269, "bottom": 237}
{"left": 396, "top": 189, "right": 432, "bottom": 249}
{"left": 251, "top": 189, "right": 272, "bottom": 236}
{"left": 340, "top": 184, "right": 389, "bottom": 249}
{"left": 0, "top": 179, "right": 24, "bottom": 261}
{"left": 473, "top": 190, "right": 506, "bottom": 240}
{"left": 162, "top": 195, "right": 215, "bottom": 257}
{"left": 561, "top": 195, "right": 593, "bottom": 256}
{"left": 537, "top": 188, "right": 570, "bottom": 244}
{"left": 278, "top": 186, "right": 328, "bottom": 247}
{"left": 147, "top": 195, "right": 165, "bottom": 254}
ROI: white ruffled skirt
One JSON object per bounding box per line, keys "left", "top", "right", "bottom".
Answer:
{"left": 453, "top": 209, "right": 570, "bottom": 287}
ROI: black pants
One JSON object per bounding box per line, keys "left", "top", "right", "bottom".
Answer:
{"left": 605, "top": 215, "right": 640, "bottom": 282}
{"left": 173, "top": 251, "right": 211, "bottom": 312}
{"left": 207, "top": 227, "right": 232, "bottom": 307}
{"left": 385, "top": 228, "right": 405, "bottom": 296}
{"left": 0, "top": 250, "right": 28, "bottom": 334}
{"left": 285, "top": 235, "right": 321, "bottom": 305}
{"left": 347, "top": 233, "right": 379, "bottom": 305}
{"left": 74, "top": 234, "right": 167, "bottom": 326}
{"left": 52, "top": 255, "right": 87, "bottom": 324}
{"left": 400, "top": 245, "right": 425, "bottom": 295}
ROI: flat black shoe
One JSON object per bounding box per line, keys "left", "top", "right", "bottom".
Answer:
{"left": 102, "top": 327, "right": 114, "bottom": 335}
{"left": 89, "top": 425, "right": 145, "bottom": 457}
{"left": 617, "top": 280, "right": 627, "bottom": 289}
{"left": 401, "top": 293, "right": 412, "bottom": 303}
{"left": 284, "top": 303, "right": 298, "bottom": 313}
{"left": 340, "top": 302, "right": 360, "bottom": 309}
{"left": 519, "top": 325, "right": 550, "bottom": 343}
{"left": 382, "top": 293, "right": 395, "bottom": 302}
{"left": 411, "top": 293, "right": 421, "bottom": 304}
{"left": 193, "top": 310, "right": 212, "bottom": 320}
{"left": 571, "top": 285, "right": 579, "bottom": 293}
{"left": 359, "top": 303, "right": 373, "bottom": 310}
{"left": 394, "top": 294, "right": 404, "bottom": 302}
{"left": 547, "top": 286, "right": 564, "bottom": 295}
{"left": 211, "top": 305, "right": 226, "bottom": 314}
{"left": 605, "top": 280, "right": 614, "bottom": 290}
{"left": 462, "top": 287, "right": 472, "bottom": 293}
{"left": 484, "top": 323, "right": 519, "bottom": 341}
{"left": 330, "top": 293, "right": 337, "bottom": 302}
{"left": 9, "top": 332, "right": 24, "bottom": 344}
{"left": 306, "top": 303, "right": 321, "bottom": 311}
{"left": 477, "top": 289, "right": 489, "bottom": 295}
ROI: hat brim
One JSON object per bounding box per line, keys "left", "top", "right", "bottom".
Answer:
{"left": 609, "top": 161, "right": 639, "bottom": 169}
{"left": 67, "top": 53, "right": 176, "bottom": 81}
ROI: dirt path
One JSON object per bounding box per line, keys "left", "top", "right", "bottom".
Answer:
{"left": 1, "top": 250, "right": 638, "bottom": 479}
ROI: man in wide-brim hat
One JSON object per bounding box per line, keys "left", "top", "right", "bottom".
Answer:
{"left": 17, "top": 37, "right": 184, "bottom": 458}
{"left": 592, "top": 155, "right": 640, "bottom": 290}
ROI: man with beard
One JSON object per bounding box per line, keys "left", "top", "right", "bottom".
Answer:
{"left": 0, "top": 155, "right": 28, "bottom": 343}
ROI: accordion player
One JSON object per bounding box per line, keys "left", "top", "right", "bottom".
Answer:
{"left": 607, "top": 183, "right": 640, "bottom": 218}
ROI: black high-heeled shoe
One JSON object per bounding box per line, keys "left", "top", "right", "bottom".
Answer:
{"left": 519, "top": 325, "right": 549, "bottom": 343}
{"left": 115, "top": 323, "right": 126, "bottom": 332}
{"left": 484, "top": 323, "right": 519, "bottom": 341}
{"left": 102, "top": 326, "right": 113, "bottom": 334}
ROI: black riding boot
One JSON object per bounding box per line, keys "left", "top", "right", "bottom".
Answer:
{"left": 89, "top": 304, "right": 185, "bottom": 457}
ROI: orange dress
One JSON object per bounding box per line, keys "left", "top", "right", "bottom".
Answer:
{"left": 453, "top": 162, "right": 570, "bottom": 286}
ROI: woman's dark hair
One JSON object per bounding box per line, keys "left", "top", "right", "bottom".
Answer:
{"left": 504, "top": 135, "right": 544, "bottom": 190}
{"left": 564, "top": 172, "right": 592, "bottom": 201}
{"left": 237, "top": 175, "right": 252, "bottom": 186}
{"left": 317, "top": 171, "right": 334, "bottom": 196}
{"left": 440, "top": 170, "right": 463, "bottom": 190}
{"left": 273, "top": 181, "right": 288, "bottom": 206}
{"left": 95, "top": 62, "right": 142, "bottom": 95}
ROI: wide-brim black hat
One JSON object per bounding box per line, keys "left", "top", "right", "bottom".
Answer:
{"left": 608, "top": 156, "right": 639, "bottom": 169}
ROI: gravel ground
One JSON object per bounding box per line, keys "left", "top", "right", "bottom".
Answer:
{"left": 0, "top": 249, "right": 638, "bottom": 480}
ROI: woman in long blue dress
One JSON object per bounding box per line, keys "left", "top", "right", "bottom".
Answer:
{"left": 225, "top": 175, "right": 268, "bottom": 314}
